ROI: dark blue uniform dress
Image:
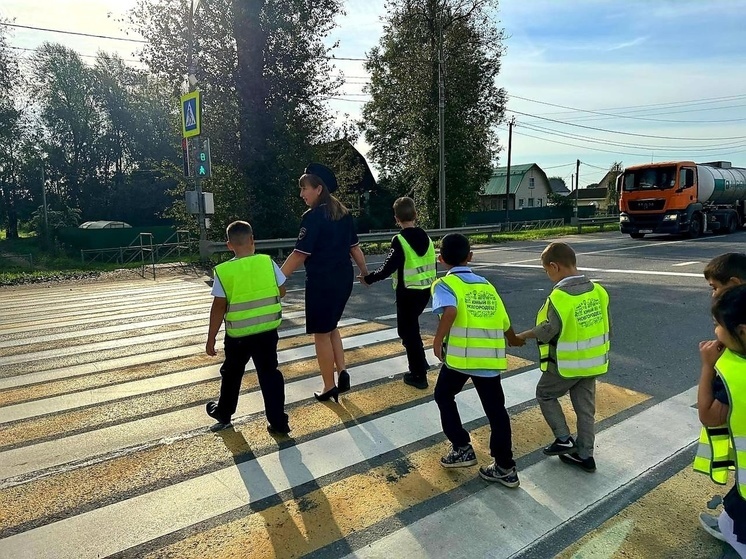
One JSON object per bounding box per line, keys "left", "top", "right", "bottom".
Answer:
{"left": 294, "top": 204, "right": 359, "bottom": 334}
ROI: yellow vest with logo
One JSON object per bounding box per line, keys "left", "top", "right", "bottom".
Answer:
{"left": 536, "top": 283, "right": 610, "bottom": 378}
{"left": 432, "top": 273, "right": 508, "bottom": 371}
{"left": 693, "top": 348, "right": 746, "bottom": 498}
{"left": 214, "top": 254, "right": 282, "bottom": 338}
{"left": 392, "top": 234, "right": 436, "bottom": 290}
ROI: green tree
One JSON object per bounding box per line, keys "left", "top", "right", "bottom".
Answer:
{"left": 362, "top": 0, "right": 506, "bottom": 227}
{"left": 0, "top": 19, "right": 24, "bottom": 239}
{"left": 131, "top": 0, "right": 345, "bottom": 238}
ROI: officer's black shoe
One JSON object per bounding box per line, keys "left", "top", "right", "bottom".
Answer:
{"left": 403, "top": 372, "right": 428, "bottom": 390}
{"left": 267, "top": 423, "right": 292, "bottom": 436}
{"left": 206, "top": 401, "right": 231, "bottom": 426}
{"left": 338, "top": 370, "right": 351, "bottom": 393}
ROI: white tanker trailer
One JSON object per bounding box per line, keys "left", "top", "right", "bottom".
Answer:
{"left": 618, "top": 161, "right": 746, "bottom": 238}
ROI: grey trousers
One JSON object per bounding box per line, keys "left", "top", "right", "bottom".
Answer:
{"left": 536, "top": 370, "right": 597, "bottom": 459}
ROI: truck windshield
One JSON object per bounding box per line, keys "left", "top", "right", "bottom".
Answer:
{"left": 623, "top": 167, "right": 677, "bottom": 191}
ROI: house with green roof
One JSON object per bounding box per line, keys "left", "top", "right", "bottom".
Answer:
{"left": 480, "top": 163, "right": 553, "bottom": 211}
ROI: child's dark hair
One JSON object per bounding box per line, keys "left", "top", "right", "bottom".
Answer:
{"left": 712, "top": 284, "right": 746, "bottom": 349}
{"left": 440, "top": 233, "right": 470, "bottom": 266}
{"left": 541, "top": 242, "right": 576, "bottom": 267}
{"left": 704, "top": 253, "right": 746, "bottom": 283}
{"left": 393, "top": 197, "right": 416, "bottom": 222}
{"left": 226, "top": 220, "right": 253, "bottom": 244}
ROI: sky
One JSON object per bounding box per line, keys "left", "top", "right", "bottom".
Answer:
{"left": 3, "top": 0, "right": 746, "bottom": 187}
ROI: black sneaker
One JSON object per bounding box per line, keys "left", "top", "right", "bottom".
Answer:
{"left": 543, "top": 437, "right": 576, "bottom": 456}
{"left": 403, "top": 372, "right": 428, "bottom": 389}
{"left": 558, "top": 452, "right": 596, "bottom": 472}
{"left": 205, "top": 401, "right": 231, "bottom": 426}
{"left": 479, "top": 462, "right": 520, "bottom": 488}
{"left": 440, "top": 444, "right": 478, "bottom": 468}
{"left": 267, "top": 423, "right": 292, "bottom": 436}
{"left": 699, "top": 513, "right": 726, "bottom": 542}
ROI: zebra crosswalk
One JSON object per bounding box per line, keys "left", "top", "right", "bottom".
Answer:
{"left": 0, "top": 277, "right": 732, "bottom": 558}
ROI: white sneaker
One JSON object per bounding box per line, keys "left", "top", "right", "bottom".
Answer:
{"left": 699, "top": 512, "right": 726, "bottom": 542}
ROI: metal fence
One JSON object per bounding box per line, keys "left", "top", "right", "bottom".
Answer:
{"left": 0, "top": 253, "right": 33, "bottom": 267}
{"left": 201, "top": 218, "right": 566, "bottom": 258}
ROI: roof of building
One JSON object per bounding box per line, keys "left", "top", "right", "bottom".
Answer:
{"left": 575, "top": 187, "right": 609, "bottom": 200}
{"left": 549, "top": 177, "right": 571, "bottom": 195}
{"left": 483, "top": 163, "right": 549, "bottom": 196}
{"left": 314, "top": 138, "right": 378, "bottom": 193}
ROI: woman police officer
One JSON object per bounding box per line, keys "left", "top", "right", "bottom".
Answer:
{"left": 281, "top": 163, "right": 368, "bottom": 401}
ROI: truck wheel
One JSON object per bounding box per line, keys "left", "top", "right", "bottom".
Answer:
{"left": 630, "top": 233, "right": 645, "bottom": 239}
{"left": 689, "top": 215, "right": 702, "bottom": 239}
{"left": 728, "top": 216, "right": 739, "bottom": 234}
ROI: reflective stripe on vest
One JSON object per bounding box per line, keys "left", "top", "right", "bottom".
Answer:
{"left": 214, "top": 254, "right": 282, "bottom": 337}
{"left": 393, "top": 234, "right": 436, "bottom": 290}
{"left": 693, "top": 425, "right": 733, "bottom": 485}
{"left": 693, "top": 349, "right": 746, "bottom": 498}
{"left": 433, "top": 274, "right": 508, "bottom": 371}
{"left": 536, "top": 282, "right": 610, "bottom": 378}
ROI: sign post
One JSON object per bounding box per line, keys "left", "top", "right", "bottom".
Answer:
{"left": 180, "top": 91, "right": 207, "bottom": 247}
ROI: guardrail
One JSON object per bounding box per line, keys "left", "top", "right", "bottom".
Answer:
{"left": 573, "top": 216, "right": 619, "bottom": 233}
{"left": 200, "top": 218, "right": 566, "bottom": 258}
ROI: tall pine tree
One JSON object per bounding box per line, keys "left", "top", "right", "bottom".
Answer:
{"left": 362, "top": 0, "right": 506, "bottom": 227}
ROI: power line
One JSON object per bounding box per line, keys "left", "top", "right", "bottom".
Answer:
{"left": 510, "top": 94, "right": 746, "bottom": 124}
{"left": 510, "top": 109, "right": 746, "bottom": 142}
{"left": 8, "top": 44, "right": 143, "bottom": 65}
{"left": 521, "top": 122, "right": 746, "bottom": 152}
{"left": 0, "top": 21, "right": 146, "bottom": 43}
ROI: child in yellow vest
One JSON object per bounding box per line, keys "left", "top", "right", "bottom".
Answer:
{"left": 517, "top": 242, "right": 610, "bottom": 473}
{"left": 431, "top": 233, "right": 523, "bottom": 486}
{"left": 361, "top": 197, "right": 436, "bottom": 389}
{"left": 205, "top": 220, "right": 290, "bottom": 434}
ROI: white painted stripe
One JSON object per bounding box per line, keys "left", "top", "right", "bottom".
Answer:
{"left": 0, "top": 311, "right": 305, "bottom": 388}
{"left": 0, "top": 319, "right": 373, "bottom": 423}
{"left": 0, "top": 347, "right": 448, "bottom": 484}
{"left": 0, "top": 299, "right": 212, "bottom": 335}
{"left": 0, "top": 313, "right": 210, "bottom": 349}
{"left": 374, "top": 308, "right": 432, "bottom": 321}
{"left": 0, "top": 283, "right": 208, "bottom": 315}
{"left": 344, "top": 386, "right": 700, "bottom": 559}
{"left": 497, "top": 263, "right": 702, "bottom": 278}
{"left": 0, "top": 295, "right": 214, "bottom": 327}
{"left": 0, "top": 364, "right": 542, "bottom": 558}
{"left": 672, "top": 261, "right": 701, "bottom": 267}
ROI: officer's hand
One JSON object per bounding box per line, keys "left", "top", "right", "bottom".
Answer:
{"left": 699, "top": 340, "right": 724, "bottom": 368}
{"left": 433, "top": 337, "right": 444, "bottom": 361}
{"left": 509, "top": 336, "right": 525, "bottom": 347}
{"left": 357, "top": 274, "right": 369, "bottom": 286}
{"left": 206, "top": 338, "right": 217, "bottom": 357}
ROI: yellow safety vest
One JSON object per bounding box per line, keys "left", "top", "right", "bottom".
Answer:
{"left": 392, "top": 234, "right": 436, "bottom": 290}
{"left": 536, "top": 283, "right": 610, "bottom": 378}
{"left": 214, "top": 254, "right": 282, "bottom": 338}
{"left": 432, "top": 273, "right": 508, "bottom": 371}
{"left": 693, "top": 348, "right": 746, "bottom": 498}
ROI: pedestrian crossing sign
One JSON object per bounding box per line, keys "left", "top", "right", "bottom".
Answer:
{"left": 180, "top": 91, "right": 201, "bottom": 138}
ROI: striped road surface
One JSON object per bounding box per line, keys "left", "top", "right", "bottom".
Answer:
{"left": 0, "top": 276, "right": 736, "bottom": 558}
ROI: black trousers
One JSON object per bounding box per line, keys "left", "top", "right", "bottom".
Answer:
{"left": 396, "top": 288, "right": 431, "bottom": 376}
{"left": 218, "top": 329, "right": 288, "bottom": 428}
{"left": 433, "top": 364, "right": 515, "bottom": 469}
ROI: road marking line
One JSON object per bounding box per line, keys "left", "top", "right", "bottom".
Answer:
{"left": 495, "top": 263, "right": 702, "bottom": 278}
{"left": 0, "top": 323, "right": 388, "bottom": 424}
{"left": 672, "top": 261, "right": 701, "bottom": 267}
{"left": 344, "top": 387, "right": 699, "bottom": 559}
{"left": 0, "top": 365, "right": 543, "bottom": 559}
{"left": 374, "top": 309, "right": 431, "bottom": 321}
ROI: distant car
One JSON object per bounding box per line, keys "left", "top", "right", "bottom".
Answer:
{"left": 79, "top": 221, "right": 133, "bottom": 229}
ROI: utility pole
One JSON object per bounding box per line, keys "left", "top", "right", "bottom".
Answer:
{"left": 437, "top": 15, "right": 446, "bottom": 230}
{"left": 574, "top": 158, "right": 580, "bottom": 221}
{"left": 188, "top": 0, "right": 206, "bottom": 244}
{"left": 41, "top": 163, "right": 48, "bottom": 239}
{"left": 504, "top": 116, "right": 515, "bottom": 226}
